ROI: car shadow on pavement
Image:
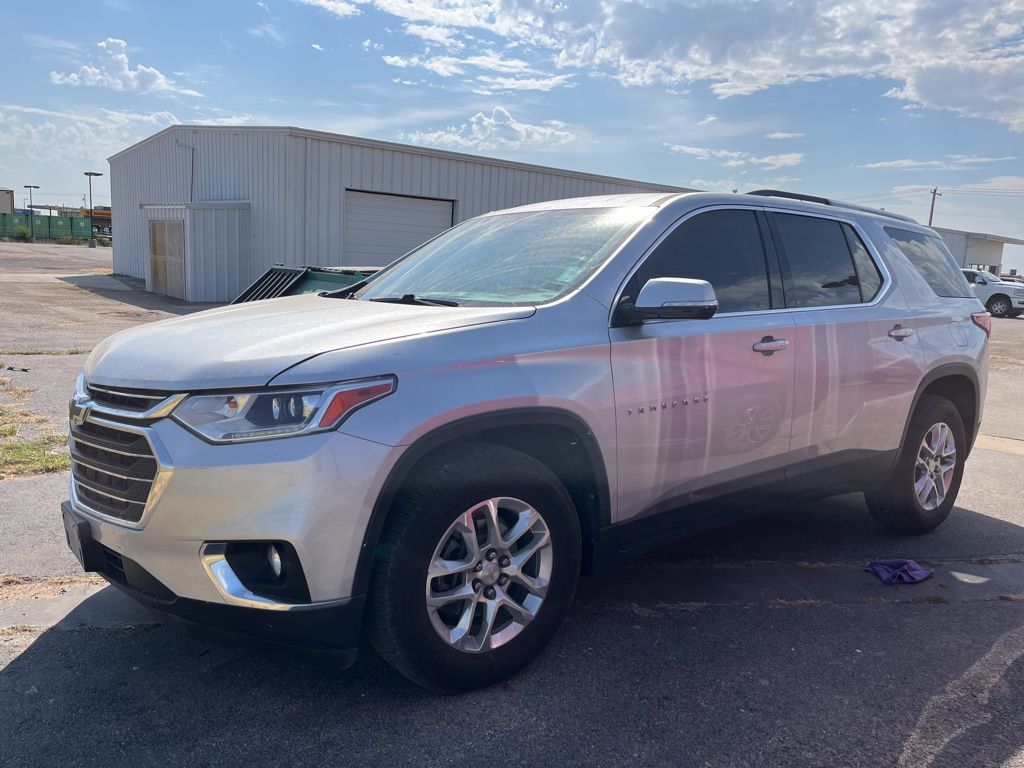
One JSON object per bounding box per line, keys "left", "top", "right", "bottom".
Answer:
{"left": 58, "top": 274, "right": 222, "bottom": 316}
{"left": 3, "top": 498, "right": 1023, "bottom": 767}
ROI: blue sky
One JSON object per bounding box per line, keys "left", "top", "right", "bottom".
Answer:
{"left": 3, "top": 0, "right": 1023, "bottom": 268}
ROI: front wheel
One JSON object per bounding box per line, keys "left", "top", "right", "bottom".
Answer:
{"left": 865, "top": 395, "right": 966, "bottom": 533}
{"left": 367, "top": 443, "right": 581, "bottom": 691}
{"left": 987, "top": 295, "right": 1011, "bottom": 317}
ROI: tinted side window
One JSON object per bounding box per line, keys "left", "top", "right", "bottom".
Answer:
{"left": 842, "top": 223, "right": 883, "bottom": 302}
{"left": 885, "top": 227, "right": 974, "bottom": 298}
{"left": 773, "top": 214, "right": 861, "bottom": 307}
{"left": 629, "top": 209, "right": 771, "bottom": 313}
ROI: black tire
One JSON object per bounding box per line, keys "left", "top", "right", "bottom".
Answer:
{"left": 865, "top": 395, "right": 966, "bottom": 533}
{"left": 987, "top": 295, "right": 1011, "bottom": 317}
{"left": 367, "top": 443, "right": 581, "bottom": 692}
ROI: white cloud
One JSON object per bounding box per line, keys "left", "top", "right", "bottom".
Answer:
{"left": 382, "top": 49, "right": 529, "bottom": 77}
{"left": 404, "top": 23, "right": 464, "bottom": 50}
{"left": 305, "top": 0, "right": 1024, "bottom": 133}
{"left": 697, "top": 114, "right": 717, "bottom": 126}
{"left": 49, "top": 38, "right": 201, "bottom": 97}
{"left": 766, "top": 131, "right": 803, "bottom": 139}
{"left": 294, "top": 0, "right": 360, "bottom": 17}
{"left": 666, "top": 143, "right": 804, "bottom": 171}
{"left": 0, "top": 104, "right": 178, "bottom": 168}
{"left": 475, "top": 73, "right": 573, "bottom": 92}
{"left": 362, "top": 39, "right": 384, "bottom": 51}
{"left": 311, "top": 43, "right": 325, "bottom": 51}
{"left": 863, "top": 155, "right": 1016, "bottom": 171}
{"left": 247, "top": 21, "right": 287, "bottom": 45}
{"left": 689, "top": 176, "right": 802, "bottom": 193}
{"left": 401, "top": 106, "right": 575, "bottom": 151}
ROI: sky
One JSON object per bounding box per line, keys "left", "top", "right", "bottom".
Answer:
{"left": 2, "top": 0, "right": 1023, "bottom": 270}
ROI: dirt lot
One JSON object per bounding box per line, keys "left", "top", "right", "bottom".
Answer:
{"left": 2, "top": 241, "right": 1024, "bottom": 768}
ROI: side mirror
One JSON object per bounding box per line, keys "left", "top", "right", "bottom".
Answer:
{"left": 626, "top": 277, "right": 718, "bottom": 321}
{"left": 975, "top": 275, "right": 987, "bottom": 285}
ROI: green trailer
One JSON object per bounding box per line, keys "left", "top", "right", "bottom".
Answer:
{"left": 232, "top": 265, "right": 379, "bottom": 303}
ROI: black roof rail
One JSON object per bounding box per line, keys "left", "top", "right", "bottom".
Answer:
{"left": 745, "top": 189, "right": 918, "bottom": 224}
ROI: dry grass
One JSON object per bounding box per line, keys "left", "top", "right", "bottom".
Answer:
{"left": 0, "top": 434, "right": 70, "bottom": 478}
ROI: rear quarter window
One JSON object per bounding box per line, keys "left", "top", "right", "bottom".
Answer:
{"left": 885, "top": 227, "right": 974, "bottom": 298}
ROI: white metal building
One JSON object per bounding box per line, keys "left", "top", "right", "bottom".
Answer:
{"left": 933, "top": 226, "right": 1024, "bottom": 275}
{"left": 109, "top": 126, "right": 687, "bottom": 302}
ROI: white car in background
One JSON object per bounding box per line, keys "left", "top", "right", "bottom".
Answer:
{"left": 961, "top": 268, "right": 1024, "bottom": 318}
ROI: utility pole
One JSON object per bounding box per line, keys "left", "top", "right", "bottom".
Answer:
{"left": 23, "top": 185, "right": 39, "bottom": 242}
{"left": 928, "top": 187, "right": 942, "bottom": 226}
{"left": 84, "top": 171, "right": 103, "bottom": 247}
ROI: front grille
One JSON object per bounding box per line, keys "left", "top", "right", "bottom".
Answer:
{"left": 87, "top": 384, "right": 171, "bottom": 413}
{"left": 70, "top": 419, "right": 158, "bottom": 523}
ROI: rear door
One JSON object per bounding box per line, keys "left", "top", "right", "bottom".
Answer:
{"left": 767, "top": 211, "right": 923, "bottom": 481}
{"left": 610, "top": 207, "right": 796, "bottom": 524}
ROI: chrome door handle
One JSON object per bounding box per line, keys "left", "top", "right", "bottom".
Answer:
{"left": 888, "top": 325, "right": 915, "bottom": 340}
{"left": 752, "top": 336, "right": 789, "bottom": 355}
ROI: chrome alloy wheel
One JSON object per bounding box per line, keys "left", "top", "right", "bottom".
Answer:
{"left": 914, "top": 422, "right": 957, "bottom": 511}
{"left": 425, "top": 497, "right": 553, "bottom": 653}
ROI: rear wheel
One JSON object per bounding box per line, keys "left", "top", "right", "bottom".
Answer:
{"left": 987, "top": 295, "right": 1011, "bottom": 317}
{"left": 367, "top": 443, "right": 581, "bottom": 691}
{"left": 865, "top": 395, "right": 965, "bottom": 533}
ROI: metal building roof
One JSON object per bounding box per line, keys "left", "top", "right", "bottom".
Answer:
{"left": 932, "top": 226, "right": 1024, "bottom": 247}
{"left": 108, "top": 125, "right": 690, "bottom": 192}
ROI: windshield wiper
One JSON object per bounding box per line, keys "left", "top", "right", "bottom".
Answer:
{"left": 368, "top": 294, "right": 459, "bottom": 307}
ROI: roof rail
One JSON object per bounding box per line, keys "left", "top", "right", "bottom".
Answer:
{"left": 746, "top": 189, "right": 918, "bottom": 224}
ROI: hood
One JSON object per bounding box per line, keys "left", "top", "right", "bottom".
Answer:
{"left": 84, "top": 294, "right": 535, "bottom": 390}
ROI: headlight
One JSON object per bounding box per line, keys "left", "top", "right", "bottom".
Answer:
{"left": 172, "top": 377, "right": 395, "bottom": 443}
{"left": 1013, "top": 289, "right": 1024, "bottom": 298}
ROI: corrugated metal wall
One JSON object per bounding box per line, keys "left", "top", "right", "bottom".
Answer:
{"left": 186, "top": 205, "right": 250, "bottom": 302}
{"left": 111, "top": 126, "right": 683, "bottom": 300}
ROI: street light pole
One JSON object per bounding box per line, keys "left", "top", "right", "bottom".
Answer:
{"left": 84, "top": 171, "right": 103, "bottom": 248}
{"left": 24, "top": 185, "right": 39, "bottom": 242}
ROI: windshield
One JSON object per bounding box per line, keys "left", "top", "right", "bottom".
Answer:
{"left": 353, "top": 207, "right": 650, "bottom": 306}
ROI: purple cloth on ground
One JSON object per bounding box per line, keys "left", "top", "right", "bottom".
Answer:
{"left": 865, "top": 559, "right": 934, "bottom": 585}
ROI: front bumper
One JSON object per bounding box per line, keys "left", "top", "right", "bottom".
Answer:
{"left": 67, "top": 414, "right": 399, "bottom": 604}
{"left": 63, "top": 501, "right": 364, "bottom": 663}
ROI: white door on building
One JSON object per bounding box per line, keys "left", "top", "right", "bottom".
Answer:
{"left": 343, "top": 190, "right": 453, "bottom": 267}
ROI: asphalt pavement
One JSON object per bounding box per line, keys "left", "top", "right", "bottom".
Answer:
{"left": 2, "top": 242, "right": 1023, "bottom": 767}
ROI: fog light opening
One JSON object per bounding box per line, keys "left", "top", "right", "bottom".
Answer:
{"left": 265, "top": 543, "right": 283, "bottom": 579}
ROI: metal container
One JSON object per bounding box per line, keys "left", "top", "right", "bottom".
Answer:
{"left": 51, "top": 216, "right": 72, "bottom": 238}
{"left": 31, "top": 215, "right": 50, "bottom": 239}
{"left": 72, "top": 217, "right": 92, "bottom": 239}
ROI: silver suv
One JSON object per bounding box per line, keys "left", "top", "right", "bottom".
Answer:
{"left": 62, "top": 190, "right": 990, "bottom": 691}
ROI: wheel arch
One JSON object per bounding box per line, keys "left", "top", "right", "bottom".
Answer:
{"left": 350, "top": 408, "right": 611, "bottom": 600}
{"left": 901, "top": 363, "right": 980, "bottom": 458}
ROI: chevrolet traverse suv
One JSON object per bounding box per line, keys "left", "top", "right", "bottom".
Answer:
{"left": 63, "top": 190, "right": 989, "bottom": 691}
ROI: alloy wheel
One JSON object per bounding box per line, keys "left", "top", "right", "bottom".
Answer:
{"left": 425, "top": 497, "right": 553, "bottom": 653}
{"left": 914, "top": 422, "right": 956, "bottom": 511}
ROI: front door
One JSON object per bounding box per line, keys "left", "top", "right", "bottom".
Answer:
{"left": 610, "top": 208, "right": 796, "bottom": 525}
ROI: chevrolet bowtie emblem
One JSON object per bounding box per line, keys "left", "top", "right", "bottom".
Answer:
{"left": 69, "top": 398, "right": 91, "bottom": 427}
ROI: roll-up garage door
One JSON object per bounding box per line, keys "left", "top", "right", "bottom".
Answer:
{"left": 343, "top": 190, "right": 454, "bottom": 267}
